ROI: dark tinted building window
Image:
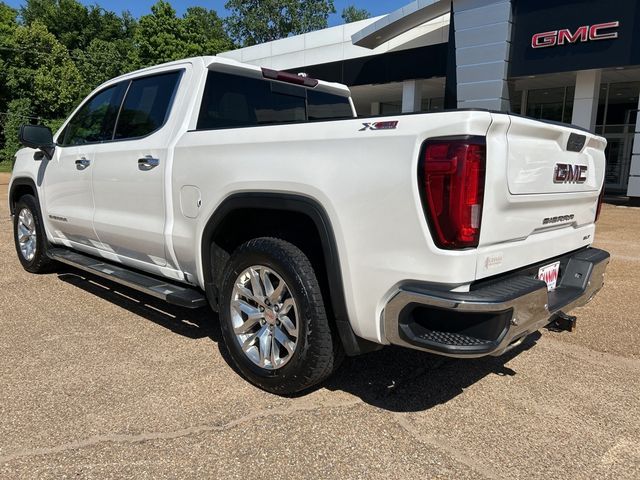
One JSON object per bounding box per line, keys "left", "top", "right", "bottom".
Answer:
{"left": 114, "top": 71, "right": 181, "bottom": 140}
{"left": 197, "top": 71, "right": 353, "bottom": 130}
{"left": 307, "top": 90, "right": 352, "bottom": 120}
{"left": 59, "top": 83, "right": 126, "bottom": 146}
{"left": 526, "top": 86, "right": 574, "bottom": 124}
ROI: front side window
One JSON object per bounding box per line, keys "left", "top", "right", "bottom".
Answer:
{"left": 114, "top": 71, "right": 181, "bottom": 140}
{"left": 59, "top": 83, "right": 126, "bottom": 146}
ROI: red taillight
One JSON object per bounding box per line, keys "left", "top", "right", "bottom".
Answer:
{"left": 595, "top": 188, "right": 605, "bottom": 222}
{"left": 419, "top": 138, "right": 486, "bottom": 249}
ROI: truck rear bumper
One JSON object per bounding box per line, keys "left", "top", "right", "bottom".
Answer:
{"left": 383, "top": 248, "right": 610, "bottom": 358}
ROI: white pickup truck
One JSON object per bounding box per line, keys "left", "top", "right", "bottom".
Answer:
{"left": 10, "top": 56, "right": 610, "bottom": 394}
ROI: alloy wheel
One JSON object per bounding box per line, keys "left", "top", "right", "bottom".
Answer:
{"left": 17, "top": 208, "right": 37, "bottom": 262}
{"left": 230, "top": 266, "right": 299, "bottom": 370}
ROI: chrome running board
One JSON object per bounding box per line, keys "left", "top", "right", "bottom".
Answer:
{"left": 48, "top": 248, "right": 207, "bottom": 309}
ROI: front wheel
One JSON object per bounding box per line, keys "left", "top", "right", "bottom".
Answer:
{"left": 219, "top": 237, "right": 343, "bottom": 395}
{"left": 13, "top": 194, "right": 54, "bottom": 273}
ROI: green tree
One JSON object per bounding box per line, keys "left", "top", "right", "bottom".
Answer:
{"left": 0, "top": 0, "right": 234, "bottom": 162}
{"left": 0, "top": 2, "right": 16, "bottom": 27}
{"left": 224, "top": 0, "right": 336, "bottom": 47}
{"left": 1, "top": 98, "right": 33, "bottom": 164}
{"left": 21, "top": 0, "right": 91, "bottom": 51}
{"left": 4, "top": 21, "right": 84, "bottom": 119}
{"left": 17, "top": 0, "right": 138, "bottom": 81}
{"left": 20, "top": 0, "right": 133, "bottom": 51}
{"left": 0, "top": 3, "right": 19, "bottom": 111}
{"left": 85, "top": 5, "right": 132, "bottom": 43}
{"left": 73, "top": 38, "right": 131, "bottom": 91}
{"left": 182, "top": 6, "right": 233, "bottom": 56}
{"left": 134, "top": 1, "right": 189, "bottom": 66}
{"left": 342, "top": 5, "right": 370, "bottom": 23}
{"left": 135, "top": 1, "right": 232, "bottom": 67}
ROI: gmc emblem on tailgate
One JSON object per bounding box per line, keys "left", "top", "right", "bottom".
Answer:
{"left": 554, "top": 164, "right": 588, "bottom": 184}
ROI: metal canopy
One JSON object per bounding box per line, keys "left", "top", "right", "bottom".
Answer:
{"left": 351, "top": 0, "right": 452, "bottom": 49}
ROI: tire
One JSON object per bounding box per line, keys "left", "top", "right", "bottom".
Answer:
{"left": 219, "top": 237, "right": 343, "bottom": 395}
{"left": 13, "top": 194, "right": 55, "bottom": 274}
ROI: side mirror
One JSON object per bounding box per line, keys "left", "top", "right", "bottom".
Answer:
{"left": 19, "top": 125, "right": 55, "bottom": 160}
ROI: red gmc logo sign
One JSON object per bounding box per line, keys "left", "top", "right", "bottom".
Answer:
{"left": 532, "top": 21, "right": 620, "bottom": 49}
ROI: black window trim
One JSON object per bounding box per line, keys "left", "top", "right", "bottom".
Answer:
{"left": 193, "top": 70, "right": 354, "bottom": 133}
{"left": 188, "top": 115, "right": 356, "bottom": 134}
{"left": 111, "top": 79, "right": 133, "bottom": 142}
{"left": 56, "top": 68, "right": 185, "bottom": 148}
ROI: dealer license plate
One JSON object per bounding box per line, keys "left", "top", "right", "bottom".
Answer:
{"left": 538, "top": 261, "right": 561, "bottom": 291}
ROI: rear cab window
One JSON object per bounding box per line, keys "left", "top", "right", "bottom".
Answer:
{"left": 307, "top": 90, "right": 353, "bottom": 121}
{"left": 196, "top": 70, "right": 353, "bottom": 130}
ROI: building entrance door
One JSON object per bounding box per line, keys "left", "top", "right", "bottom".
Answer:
{"left": 603, "top": 109, "right": 636, "bottom": 193}
{"left": 604, "top": 133, "right": 633, "bottom": 193}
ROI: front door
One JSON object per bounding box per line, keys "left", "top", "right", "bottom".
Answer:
{"left": 91, "top": 70, "right": 182, "bottom": 267}
{"left": 43, "top": 83, "right": 127, "bottom": 248}
{"left": 42, "top": 145, "right": 96, "bottom": 247}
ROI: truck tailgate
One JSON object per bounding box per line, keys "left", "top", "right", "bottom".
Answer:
{"left": 476, "top": 114, "right": 606, "bottom": 279}
{"left": 507, "top": 116, "right": 604, "bottom": 195}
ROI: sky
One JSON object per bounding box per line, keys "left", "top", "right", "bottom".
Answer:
{"left": 3, "top": 0, "right": 394, "bottom": 26}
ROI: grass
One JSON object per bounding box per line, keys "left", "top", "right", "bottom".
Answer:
{"left": 0, "top": 162, "right": 13, "bottom": 173}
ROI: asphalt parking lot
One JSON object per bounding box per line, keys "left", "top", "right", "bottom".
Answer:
{"left": 1, "top": 171, "right": 639, "bottom": 479}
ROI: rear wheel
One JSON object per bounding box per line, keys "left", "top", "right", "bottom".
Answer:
{"left": 13, "top": 194, "right": 54, "bottom": 273}
{"left": 219, "top": 237, "right": 343, "bottom": 395}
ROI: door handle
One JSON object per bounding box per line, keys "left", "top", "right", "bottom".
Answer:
{"left": 138, "top": 156, "right": 160, "bottom": 171}
{"left": 75, "top": 157, "right": 91, "bottom": 170}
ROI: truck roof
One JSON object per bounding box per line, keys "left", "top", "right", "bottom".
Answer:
{"left": 100, "top": 56, "right": 352, "bottom": 98}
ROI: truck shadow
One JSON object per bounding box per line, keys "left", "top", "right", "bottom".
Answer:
{"left": 322, "top": 337, "right": 538, "bottom": 412}
{"left": 57, "top": 268, "right": 541, "bottom": 413}
{"left": 56, "top": 270, "right": 219, "bottom": 342}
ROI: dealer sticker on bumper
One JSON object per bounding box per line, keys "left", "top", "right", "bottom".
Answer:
{"left": 538, "top": 261, "right": 561, "bottom": 291}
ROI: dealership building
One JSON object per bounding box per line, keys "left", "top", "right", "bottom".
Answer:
{"left": 220, "top": 0, "right": 640, "bottom": 198}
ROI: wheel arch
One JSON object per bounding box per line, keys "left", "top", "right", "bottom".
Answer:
{"left": 9, "top": 177, "right": 39, "bottom": 216}
{"left": 200, "top": 192, "right": 380, "bottom": 356}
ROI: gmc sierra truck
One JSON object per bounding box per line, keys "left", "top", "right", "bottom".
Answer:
{"left": 10, "top": 56, "right": 610, "bottom": 394}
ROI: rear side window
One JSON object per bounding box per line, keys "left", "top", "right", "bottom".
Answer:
{"left": 197, "top": 71, "right": 353, "bottom": 130}
{"left": 114, "top": 71, "right": 181, "bottom": 140}
{"left": 307, "top": 90, "right": 353, "bottom": 121}
{"left": 59, "top": 83, "right": 126, "bottom": 146}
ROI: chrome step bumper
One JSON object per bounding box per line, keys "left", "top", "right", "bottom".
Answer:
{"left": 383, "top": 248, "right": 610, "bottom": 358}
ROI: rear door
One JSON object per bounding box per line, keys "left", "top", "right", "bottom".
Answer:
{"left": 91, "top": 70, "right": 183, "bottom": 267}
{"left": 44, "top": 82, "right": 126, "bottom": 248}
